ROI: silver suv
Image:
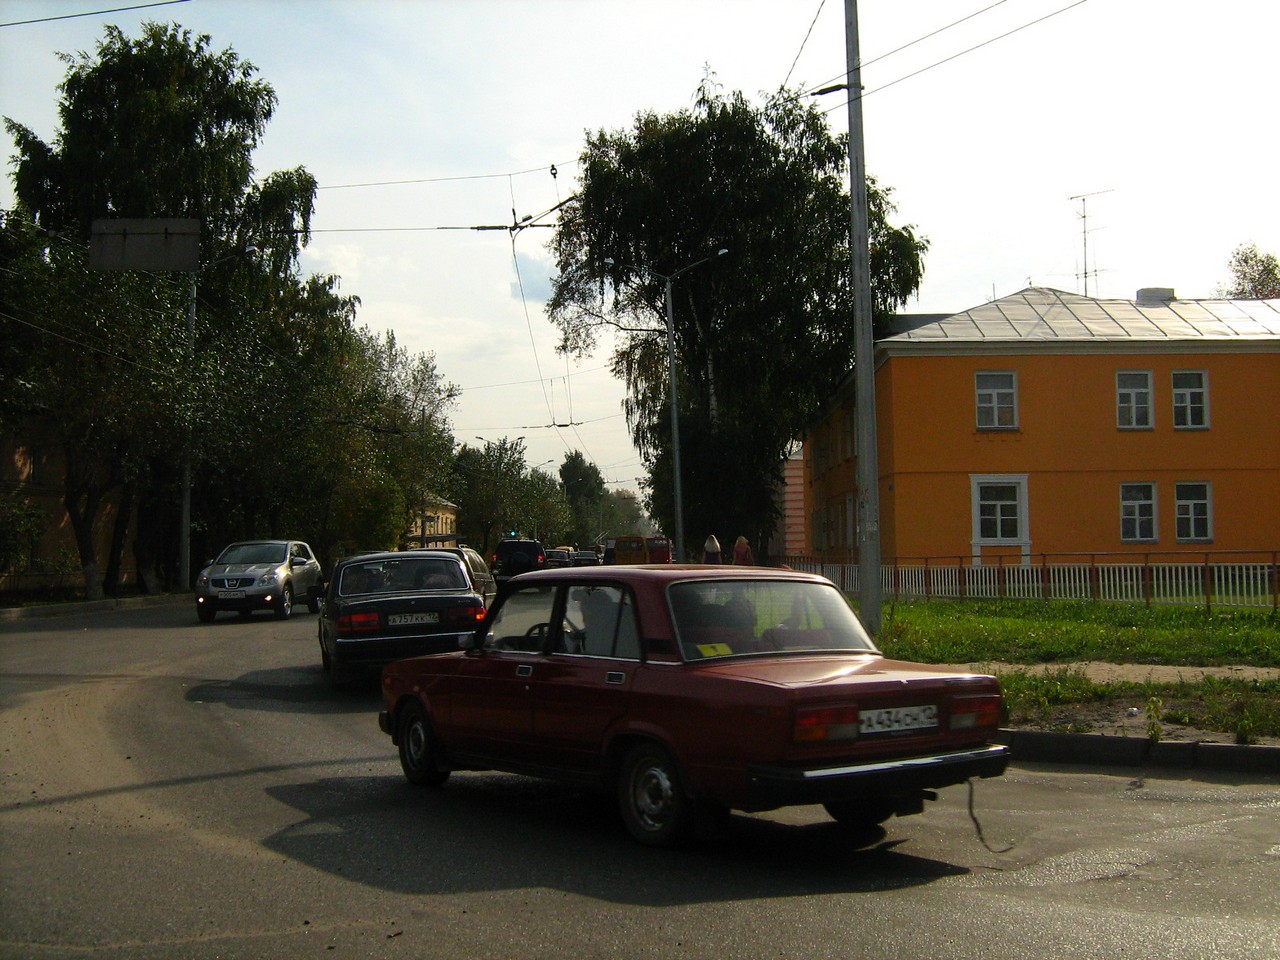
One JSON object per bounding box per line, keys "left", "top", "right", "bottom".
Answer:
{"left": 195, "top": 540, "right": 324, "bottom": 622}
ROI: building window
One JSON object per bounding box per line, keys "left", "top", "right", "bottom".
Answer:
{"left": 1175, "top": 483, "right": 1212, "bottom": 542}
{"left": 1116, "top": 371, "right": 1152, "bottom": 429}
{"left": 1120, "top": 483, "right": 1157, "bottom": 542}
{"left": 971, "top": 474, "right": 1029, "bottom": 545}
{"left": 975, "top": 371, "right": 1018, "bottom": 430}
{"left": 1172, "top": 371, "right": 1209, "bottom": 429}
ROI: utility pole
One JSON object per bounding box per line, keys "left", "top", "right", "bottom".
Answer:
{"left": 844, "top": 0, "right": 882, "bottom": 634}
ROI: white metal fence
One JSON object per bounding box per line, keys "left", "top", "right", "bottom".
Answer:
{"left": 782, "top": 552, "right": 1280, "bottom": 612}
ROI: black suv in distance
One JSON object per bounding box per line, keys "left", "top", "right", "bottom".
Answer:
{"left": 490, "top": 538, "right": 546, "bottom": 584}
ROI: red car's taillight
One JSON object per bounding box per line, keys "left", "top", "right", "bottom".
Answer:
{"left": 793, "top": 704, "right": 860, "bottom": 742}
{"left": 337, "top": 611, "right": 380, "bottom": 633}
{"left": 949, "top": 694, "right": 1003, "bottom": 731}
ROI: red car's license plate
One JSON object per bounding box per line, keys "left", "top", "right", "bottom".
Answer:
{"left": 860, "top": 705, "right": 937, "bottom": 734}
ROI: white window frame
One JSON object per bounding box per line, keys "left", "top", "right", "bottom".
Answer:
{"left": 1116, "top": 370, "right": 1153, "bottom": 430}
{"left": 970, "top": 474, "right": 1030, "bottom": 558}
{"left": 1172, "top": 370, "right": 1210, "bottom": 430}
{"left": 1119, "top": 482, "right": 1158, "bottom": 543}
{"left": 1174, "top": 482, "right": 1213, "bottom": 543}
{"left": 975, "top": 371, "right": 1018, "bottom": 430}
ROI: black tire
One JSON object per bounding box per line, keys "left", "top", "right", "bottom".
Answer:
{"left": 306, "top": 590, "right": 321, "bottom": 614}
{"left": 196, "top": 603, "right": 216, "bottom": 623}
{"left": 617, "top": 742, "right": 694, "bottom": 847}
{"left": 822, "top": 798, "right": 897, "bottom": 829}
{"left": 274, "top": 583, "right": 293, "bottom": 620}
{"left": 397, "top": 701, "right": 450, "bottom": 786}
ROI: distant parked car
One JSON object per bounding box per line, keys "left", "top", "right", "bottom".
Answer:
{"left": 544, "top": 548, "right": 572, "bottom": 569}
{"left": 570, "top": 550, "right": 602, "bottom": 567}
{"left": 318, "top": 550, "right": 488, "bottom": 687}
{"left": 379, "top": 565, "right": 1009, "bottom": 846}
{"left": 195, "top": 540, "right": 324, "bottom": 622}
{"left": 490, "top": 538, "right": 546, "bottom": 584}
{"left": 433, "top": 544, "right": 497, "bottom": 606}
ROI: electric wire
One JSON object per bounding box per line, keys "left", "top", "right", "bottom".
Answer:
{"left": 0, "top": 0, "right": 189, "bottom": 28}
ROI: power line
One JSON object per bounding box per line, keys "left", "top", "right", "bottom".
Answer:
{"left": 0, "top": 0, "right": 189, "bottom": 28}
{"left": 318, "top": 162, "right": 574, "bottom": 192}
{"left": 818, "top": 0, "right": 1090, "bottom": 113}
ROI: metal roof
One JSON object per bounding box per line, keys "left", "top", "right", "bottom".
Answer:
{"left": 882, "top": 287, "right": 1280, "bottom": 344}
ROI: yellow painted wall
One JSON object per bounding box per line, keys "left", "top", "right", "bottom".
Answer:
{"left": 807, "top": 347, "right": 1280, "bottom": 561}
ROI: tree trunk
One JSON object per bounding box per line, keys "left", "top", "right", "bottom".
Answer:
{"left": 63, "top": 482, "right": 105, "bottom": 602}
{"left": 103, "top": 482, "right": 135, "bottom": 597}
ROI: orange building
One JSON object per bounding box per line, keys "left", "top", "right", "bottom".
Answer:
{"left": 805, "top": 287, "right": 1280, "bottom": 564}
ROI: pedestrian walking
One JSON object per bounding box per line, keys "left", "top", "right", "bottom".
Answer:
{"left": 702, "top": 534, "right": 722, "bottom": 564}
{"left": 732, "top": 536, "right": 754, "bottom": 565}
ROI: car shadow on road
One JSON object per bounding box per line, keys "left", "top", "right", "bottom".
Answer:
{"left": 261, "top": 772, "right": 968, "bottom": 904}
{"left": 184, "top": 664, "right": 383, "bottom": 715}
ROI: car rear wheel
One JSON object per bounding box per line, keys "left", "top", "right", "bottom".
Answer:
{"left": 307, "top": 592, "right": 321, "bottom": 614}
{"left": 617, "top": 742, "right": 694, "bottom": 847}
{"left": 822, "top": 798, "right": 897, "bottom": 829}
{"left": 274, "top": 583, "right": 293, "bottom": 620}
{"left": 397, "top": 702, "right": 450, "bottom": 786}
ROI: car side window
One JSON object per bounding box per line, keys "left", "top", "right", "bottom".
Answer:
{"left": 559, "top": 585, "right": 640, "bottom": 660}
{"left": 485, "top": 584, "right": 556, "bottom": 653}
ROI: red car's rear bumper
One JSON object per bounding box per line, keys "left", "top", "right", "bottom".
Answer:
{"left": 744, "top": 744, "right": 1010, "bottom": 809}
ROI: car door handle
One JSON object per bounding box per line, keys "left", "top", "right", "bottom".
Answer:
{"left": 605, "top": 671, "right": 626, "bottom": 685}
{"left": 515, "top": 664, "right": 533, "bottom": 678}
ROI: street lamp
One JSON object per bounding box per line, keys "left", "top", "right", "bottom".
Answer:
{"left": 605, "top": 248, "right": 728, "bottom": 563}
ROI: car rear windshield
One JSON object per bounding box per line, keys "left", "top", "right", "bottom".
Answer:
{"left": 218, "top": 543, "right": 286, "bottom": 565}
{"left": 669, "top": 579, "right": 878, "bottom": 660}
{"left": 339, "top": 557, "right": 468, "bottom": 596}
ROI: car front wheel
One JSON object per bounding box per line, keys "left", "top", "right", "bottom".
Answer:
{"left": 274, "top": 583, "right": 293, "bottom": 620}
{"left": 196, "top": 603, "right": 216, "bottom": 623}
{"left": 397, "top": 702, "right": 450, "bottom": 786}
{"left": 617, "top": 742, "right": 694, "bottom": 847}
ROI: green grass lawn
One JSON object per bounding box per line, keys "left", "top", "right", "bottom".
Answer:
{"left": 872, "top": 599, "right": 1280, "bottom": 744}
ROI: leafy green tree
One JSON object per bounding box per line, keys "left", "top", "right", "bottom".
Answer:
{"left": 1222, "top": 243, "right": 1280, "bottom": 299}
{"left": 558, "top": 450, "right": 607, "bottom": 546}
{"left": 547, "top": 80, "right": 926, "bottom": 558}
{"left": 448, "top": 439, "right": 532, "bottom": 556}
{"left": 3, "top": 22, "right": 324, "bottom": 594}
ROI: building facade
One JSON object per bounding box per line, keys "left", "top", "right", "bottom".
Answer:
{"left": 805, "top": 288, "right": 1280, "bottom": 564}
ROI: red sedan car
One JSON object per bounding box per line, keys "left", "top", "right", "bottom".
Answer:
{"left": 379, "top": 565, "right": 1008, "bottom": 846}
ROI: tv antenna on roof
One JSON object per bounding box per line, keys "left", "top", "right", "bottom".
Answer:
{"left": 1069, "top": 189, "right": 1113, "bottom": 296}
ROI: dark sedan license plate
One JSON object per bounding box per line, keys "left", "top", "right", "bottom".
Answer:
{"left": 860, "top": 705, "right": 937, "bottom": 734}
{"left": 387, "top": 612, "right": 440, "bottom": 626}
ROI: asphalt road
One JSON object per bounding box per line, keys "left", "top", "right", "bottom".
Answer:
{"left": 1, "top": 604, "right": 1277, "bottom": 960}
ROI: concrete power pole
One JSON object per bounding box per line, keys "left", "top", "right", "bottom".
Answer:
{"left": 843, "top": 0, "right": 883, "bottom": 634}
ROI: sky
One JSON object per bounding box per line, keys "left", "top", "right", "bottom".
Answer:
{"left": 3, "top": 0, "right": 1278, "bottom": 494}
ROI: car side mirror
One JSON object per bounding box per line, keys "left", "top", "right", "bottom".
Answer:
{"left": 291, "top": 557, "right": 307, "bottom": 567}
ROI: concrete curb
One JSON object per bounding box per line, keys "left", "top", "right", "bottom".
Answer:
{"left": 999, "top": 729, "right": 1280, "bottom": 774}
{"left": 0, "top": 594, "right": 189, "bottom": 621}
